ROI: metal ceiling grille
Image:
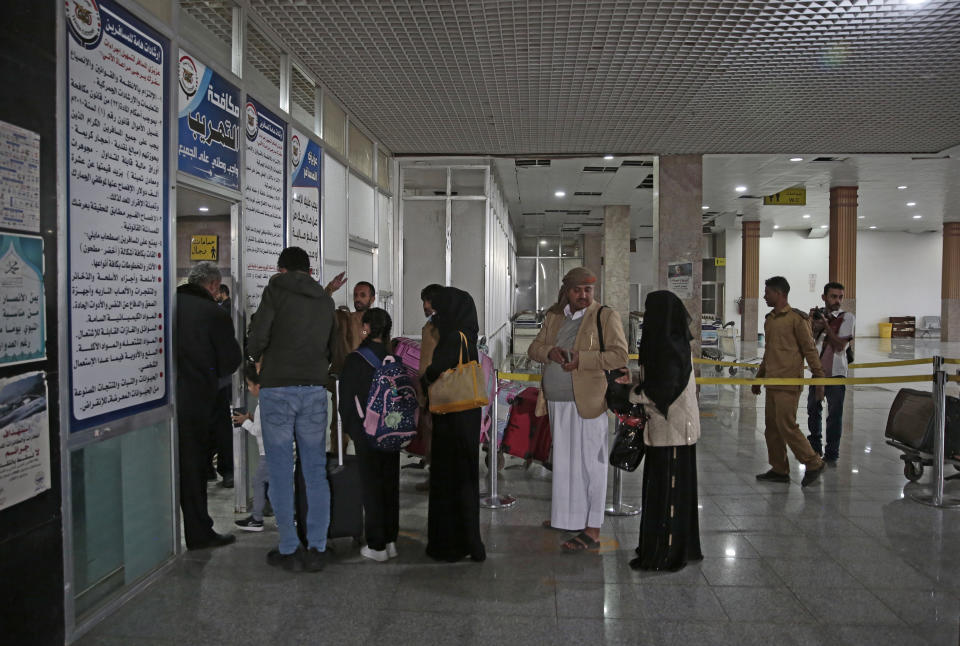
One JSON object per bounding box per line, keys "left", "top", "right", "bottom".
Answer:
{"left": 180, "top": 0, "right": 233, "bottom": 45}
{"left": 246, "top": 22, "right": 281, "bottom": 88}
{"left": 290, "top": 67, "right": 316, "bottom": 118}
{"left": 251, "top": 0, "right": 960, "bottom": 155}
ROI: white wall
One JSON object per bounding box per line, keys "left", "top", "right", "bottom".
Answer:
{"left": 629, "top": 238, "right": 654, "bottom": 310}
{"left": 724, "top": 230, "right": 941, "bottom": 336}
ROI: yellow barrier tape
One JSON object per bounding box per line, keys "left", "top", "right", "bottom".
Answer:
{"left": 944, "top": 359, "right": 960, "bottom": 365}
{"left": 849, "top": 358, "right": 933, "bottom": 369}
{"left": 949, "top": 375, "right": 960, "bottom": 382}
{"left": 697, "top": 374, "right": 932, "bottom": 386}
{"left": 498, "top": 372, "right": 542, "bottom": 383}
{"left": 694, "top": 357, "right": 758, "bottom": 368}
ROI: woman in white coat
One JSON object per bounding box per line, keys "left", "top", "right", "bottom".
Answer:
{"left": 622, "top": 290, "right": 703, "bottom": 571}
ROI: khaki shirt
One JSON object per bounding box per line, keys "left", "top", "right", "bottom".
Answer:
{"left": 757, "top": 305, "right": 825, "bottom": 391}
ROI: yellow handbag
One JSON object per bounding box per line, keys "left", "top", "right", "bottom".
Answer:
{"left": 428, "top": 332, "right": 489, "bottom": 414}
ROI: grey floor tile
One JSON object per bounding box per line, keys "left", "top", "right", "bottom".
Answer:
{"left": 727, "top": 514, "right": 800, "bottom": 534}
{"left": 699, "top": 557, "right": 785, "bottom": 587}
{"left": 633, "top": 584, "right": 729, "bottom": 621}
{"left": 871, "top": 587, "right": 960, "bottom": 627}
{"left": 793, "top": 587, "right": 906, "bottom": 626}
{"left": 764, "top": 557, "right": 864, "bottom": 589}
{"left": 713, "top": 586, "right": 816, "bottom": 624}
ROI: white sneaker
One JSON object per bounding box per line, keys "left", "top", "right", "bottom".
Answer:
{"left": 360, "top": 545, "right": 389, "bottom": 562}
{"left": 386, "top": 542, "right": 398, "bottom": 559}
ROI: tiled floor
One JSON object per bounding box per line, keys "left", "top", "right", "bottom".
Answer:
{"left": 76, "top": 339, "right": 960, "bottom": 645}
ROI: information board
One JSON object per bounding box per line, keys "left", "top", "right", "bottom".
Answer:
{"left": 288, "top": 128, "right": 321, "bottom": 280}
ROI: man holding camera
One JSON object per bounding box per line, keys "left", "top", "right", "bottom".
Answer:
{"left": 808, "top": 282, "right": 855, "bottom": 463}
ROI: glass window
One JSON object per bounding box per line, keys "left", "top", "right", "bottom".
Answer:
{"left": 515, "top": 236, "right": 539, "bottom": 257}
{"left": 377, "top": 149, "right": 391, "bottom": 192}
{"left": 323, "top": 155, "right": 348, "bottom": 304}
{"left": 71, "top": 422, "right": 174, "bottom": 618}
{"left": 451, "top": 200, "right": 486, "bottom": 329}
{"left": 377, "top": 193, "right": 393, "bottom": 296}
{"left": 401, "top": 200, "right": 447, "bottom": 334}
{"left": 560, "top": 235, "right": 583, "bottom": 257}
{"left": 348, "top": 125, "right": 374, "bottom": 179}
{"left": 401, "top": 166, "right": 447, "bottom": 197}
{"left": 244, "top": 23, "right": 281, "bottom": 105}
{"left": 348, "top": 173, "right": 376, "bottom": 242}
{"left": 450, "top": 168, "right": 486, "bottom": 196}
{"left": 537, "top": 258, "right": 560, "bottom": 311}
{"left": 538, "top": 236, "right": 560, "bottom": 257}
{"left": 323, "top": 96, "right": 346, "bottom": 156}
{"left": 290, "top": 65, "right": 316, "bottom": 132}
{"left": 178, "top": 1, "right": 233, "bottom": 71}
{"left": 515, "top": 257, "right": 537, "bottom": 313}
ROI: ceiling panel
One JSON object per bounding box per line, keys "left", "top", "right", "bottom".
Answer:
{"left": 251, "top": 0, "right": 960, "bottom": 155}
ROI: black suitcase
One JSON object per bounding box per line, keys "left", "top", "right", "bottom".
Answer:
{"left": 884, "top": 388, "right": 960, "bottom": 457}
{"left": 293, "top": 387, "right": 363, "bottom": 546}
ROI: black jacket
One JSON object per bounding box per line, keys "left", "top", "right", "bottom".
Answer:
{"left": 176, "top": 283, "right": 242, "bottom": 423}
{"left": 247, "top": 270, "right": 338, "bottom": 388}
{"left": 424, "top": 287, "right": 480, "bottom": 385}
{"left": 338, "top": 340, "right": 388, "bottom": 440}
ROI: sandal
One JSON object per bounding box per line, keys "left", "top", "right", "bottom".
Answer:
{"left": 561, "top": 532, "right": 601, "bottom": 553}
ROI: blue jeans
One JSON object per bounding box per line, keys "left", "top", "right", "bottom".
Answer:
{"left": 807, "top": 380, "right": 846, "bottom": 460}
{"left": 260, "top": 386, "right": 330, "bottom": 554}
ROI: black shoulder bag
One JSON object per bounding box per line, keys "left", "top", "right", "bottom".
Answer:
{"left": 609, "top": 403, "right": 647, "bottom": 471}
{"left": 596, "top": 305, "right": 632, "bottom": 415}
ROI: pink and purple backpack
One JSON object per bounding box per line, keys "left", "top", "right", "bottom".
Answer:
{"left": 353, "top": 346, "right": 420, "bottom": 451}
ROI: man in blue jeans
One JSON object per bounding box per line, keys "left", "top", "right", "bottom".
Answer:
{"left": 807, "top": 282, "right": 855, "bottom": 463}
{"left": 248, "top": 247, "right": 338, "bottom": 572}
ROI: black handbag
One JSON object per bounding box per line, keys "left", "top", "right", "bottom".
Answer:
{"left": 609, "top": 403, "right": 648, "bottom": 472}
{"left": 596, "top": 305, "right": 632, "bottom": 414}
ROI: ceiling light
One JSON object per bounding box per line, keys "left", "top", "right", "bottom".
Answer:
{"left": 540, "top": 239, "right": 547, "bottom": 245}
{"left": 906, "top": 202, "right": 916, "bottom": 207}
{"left": 702, "top": 205, "right": 709, "bottom": 210}
{"left": 198, "top": 206, "right": 209, "bottom": 212}
{"left": 905, "top": 0, "right": 925, "bottom": 4}
{"left": 820, "top": 225, "right": 828, "bottom": 229}
{"left": 897, "top": 185, "right": 908, "bottom": 190}
{"left": 789, "top": 157, "right": 803, "bottom": 162}
{"left": 913, "top": 214, "right": 922, "bottom": 219}
{"left": 858, "top": 215, "right": 865, "bottom": 219}
{"left": 603, "top": 155, "right": 614, "bottom": 160}
{"left": 555, "top": 190, "right": 566, "bottom": 197}
{"left": 802, "top": 214, "right": 811, "bottom": 219}
{"left": 869, "top": 225, "right": 877, "bottom": 229}
{"left": 735, "top": 185, "right": 747, "bottom": 193}
{"left": 773, "top": 225, "right": 780, "bottom": 229}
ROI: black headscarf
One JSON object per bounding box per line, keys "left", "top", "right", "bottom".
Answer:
{"left": 424, "top": 287, "right": 479, "bottom": 383}
{"left": 637, "top": 290, "right": 693, "bottom": 417}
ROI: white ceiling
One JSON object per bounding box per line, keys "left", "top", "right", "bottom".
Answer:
{"left": 252, "top": 0, "right": 960, "bottom": 155}
{"left": 177, "top": 186, "right": 234, "bottom": 217}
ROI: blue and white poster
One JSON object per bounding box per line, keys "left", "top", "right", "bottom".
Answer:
{"left": 243, "top": 97, "right": 286, "bottom": 313}
{"left": 288, "top": 128, "right": 321, "bottom": 280}
{"left": 0, "top": 235, "right": 45, "bottom": 366}
{"left": 177, "top": 51, "right": 240, "bottom": 190}
{"left": 66, "top": 0, "right": 169, "bottom": 425}
{"left": 0, "top": 371, "right": 50, "bottom": 511}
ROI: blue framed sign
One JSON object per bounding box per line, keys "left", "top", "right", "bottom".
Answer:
{"left": 288, "top": 127, "right": 321, "bottom": 280}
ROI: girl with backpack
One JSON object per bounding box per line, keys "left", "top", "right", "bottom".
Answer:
{"left": 338, "top": 308, "right": 401, "bottom": 562}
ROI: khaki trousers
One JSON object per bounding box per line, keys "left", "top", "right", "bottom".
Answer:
{"left": 764, "top": 389, "right": 824, "bottom": 474}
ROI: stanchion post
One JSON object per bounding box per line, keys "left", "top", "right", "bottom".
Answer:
{"left": 605, "top": 417, "right": 640, "bottom": 516}
{"left": 481, "top": 369, "right": 517, "bottom": 509}
{"left": 906, "top": 355, "right": 960, "bottom": 507}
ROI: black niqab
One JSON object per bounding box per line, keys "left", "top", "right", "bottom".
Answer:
{"left": 637, "top": 290, "right": 693, "bottom": 417}
{"left": 431, "top": 287, "right": 479, "bottom": 342}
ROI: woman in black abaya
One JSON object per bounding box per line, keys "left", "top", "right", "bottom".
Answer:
{"left": 622, "top": 290, "right": 703, "bottom": 571}
{"left": 422, "top": 287, "right": 486, "bottom": 562}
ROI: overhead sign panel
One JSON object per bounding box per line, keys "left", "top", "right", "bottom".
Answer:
{"left": 763, "top": 186, "right": 806, "bottom": 206}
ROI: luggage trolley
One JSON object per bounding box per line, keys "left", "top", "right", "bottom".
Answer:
{"left": 883, "top": 387, "right": 960, "bottom": 482}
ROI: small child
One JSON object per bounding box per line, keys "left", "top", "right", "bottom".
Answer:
{"left": 233, "top": 364, "right": 269, "bottom": 531}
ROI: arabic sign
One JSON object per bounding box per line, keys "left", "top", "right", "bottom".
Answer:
{"left": 667, "top": 261, "right": 693, "bottom": 299}
{"left": 288, "top": 128, "right": 321, "bottom": 279}
{"left": 0, "top": 235, "right": 45, "bottom": 366}
{"left": 763, "top": 186, "right": 806, "bottom": 206}
{"left": 190, "top": 234, "right": 218, "bottom": 260}
{"left": 67, "top": 0, "right": 168, "bottom": 425}
{"left": 177, "top": 51, "right": 240, "bottom": 191}
{"left": 0, "top": 371, "right": 50, "bottom": 511}
{"left": 0, "top": 121, "right": 40, "bottom": 233}
{"left": 243, "top": 97, "right": 286, "bottom": 313}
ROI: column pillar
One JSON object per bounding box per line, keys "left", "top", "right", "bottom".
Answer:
{"left": 741, "top": 220, "right": 760, "bottom": 342}
{"left": 942, "top": 222, "right": 960, "bottom": 341}
{"left": 653, "top": 155, "right": 702, "bottom": 341}
{"left": 583, "top": 233, "right": 604, "bottom": 303}
{"left": 829, "top": 186, "right": 858, "bottom": 315}
{"left": 603, "top": 205, "right": 630, "bottom": 331}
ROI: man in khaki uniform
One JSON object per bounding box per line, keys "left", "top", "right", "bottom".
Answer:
{"left": 752, "top": 276, "right": 827, "bottom": 487}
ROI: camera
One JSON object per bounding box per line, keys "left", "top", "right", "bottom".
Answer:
{"left": 811, "top": 307, "right": 827, "bottom": 321}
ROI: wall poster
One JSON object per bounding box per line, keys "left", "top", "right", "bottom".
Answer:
{"left": 288, "top": 128, "right": 321, "bottom": 280}
{"left": 667, "top": 261, "right": 693, "bottom": 300}
{"left": 66, "top": 0, "right": 169, "bottom": 426}
{"left": 0, "top": 371, "right": 50, "bottom": 511}
{"left": 0, "top": 120, "right": 40, "bottom": 233}
{"left": 243, "top": 96, "right": 286, "bottom": 313}
{"left": 0, "top": 234, "right": 45, "bottom": 366}
{"left": 177, "top": 50, "right": 240, "bottom": 190}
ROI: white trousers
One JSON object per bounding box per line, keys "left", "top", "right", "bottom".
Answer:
{"left": 548, "top": 401, "right": 609, "bottom": 530}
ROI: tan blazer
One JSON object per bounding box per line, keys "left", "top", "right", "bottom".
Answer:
{"left": 629, "top": 363, "right": 700, "bottom": 447}
{"left": 527, "top": 301, "right": 629, "bottom": 419}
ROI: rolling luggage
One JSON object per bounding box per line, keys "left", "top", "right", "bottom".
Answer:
{"left": 294, "top": 384, "right": 363, "bottom": 547}
{"left": 501, "top": 386, "right": 551, "bottom": 463}
{"left": 884, "top": 388, "right": 960, "bottom": 455}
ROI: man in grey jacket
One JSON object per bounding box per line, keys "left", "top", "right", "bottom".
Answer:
{"left": 248, "top": 247, "right": 338, "bottom": 572}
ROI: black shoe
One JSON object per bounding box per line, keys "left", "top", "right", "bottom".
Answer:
{"left": 188, "top": 532, "right": 236, "bottom": 550}
{"left": 801, "top": 465, "right": 825, "bottom": 487}
{"left": 301, "top": 547, "right": 327, "bottom": 572}
{"left": 756, "top": 469, "right": 790, "bottom": 483}
{"left": 823, "top": 455, "right": 838, "bottom": 465}
{"left": 220, "top": 477, "right": 234, "bottom": 489}
{"left": 235, "top": 516, "right": 264, "bottom": 532}
{"left": 267, "top": 546, "right": 305, "bottom": 572}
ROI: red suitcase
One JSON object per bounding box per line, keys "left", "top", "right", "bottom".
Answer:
{"left": 502, "top": 386, "right": 551, "bottom": 463}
